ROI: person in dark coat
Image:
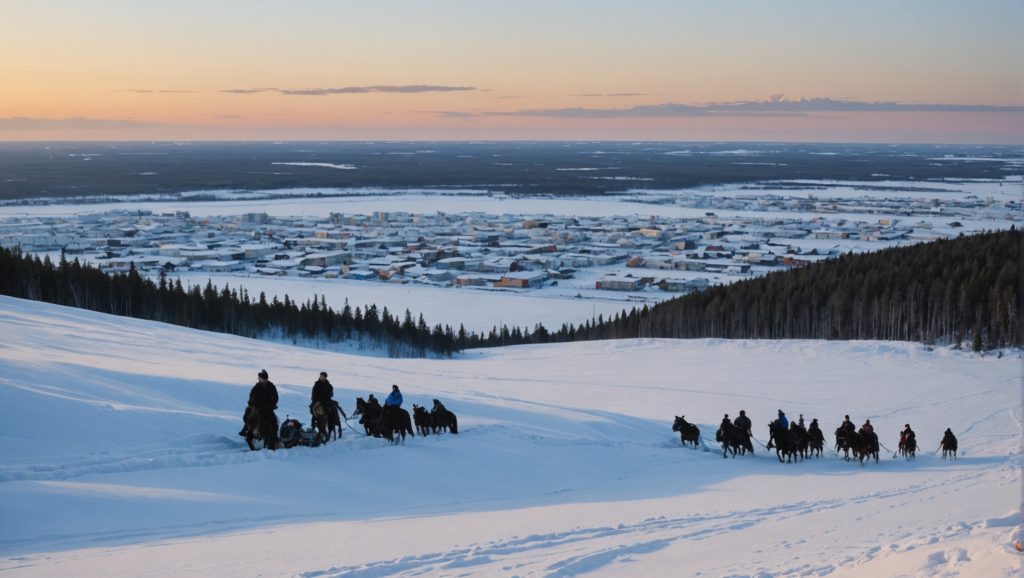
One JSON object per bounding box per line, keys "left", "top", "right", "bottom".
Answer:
{"left": 839, "top": 415, "right": 856, "bottom": 435}
{"left": 808, "top": 418, "right": 824, "bottom": 442}
{"left": 311, "top": 371, "right": 334, "bottom": 409}
{"left": 246, "top": 369, "right": 279, "bottom": 449}
{"left": 733, "top": 410, "right": 752, "bottom": 435}
{"left": 900, "top": 423, "right": 916, "bottom": 444}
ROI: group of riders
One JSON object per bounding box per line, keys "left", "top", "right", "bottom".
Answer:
{"left": 710, "top": 409, "right": 959, "bottom": 462}
{"left": 239, "top": 368, "right": 449, "bottom": 450}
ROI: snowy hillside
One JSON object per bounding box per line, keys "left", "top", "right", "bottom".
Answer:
{"left": 0, "top": 295, "right": 1020, "bottom": 577}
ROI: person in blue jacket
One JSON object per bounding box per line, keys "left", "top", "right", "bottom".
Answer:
{"left": 384, "top": 384, "right": 403, "bottom": 408}
{"left": 776, "top": 409, "right": 789, "bottom": 429}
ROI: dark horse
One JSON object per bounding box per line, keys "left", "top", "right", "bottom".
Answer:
{"left": 354, "top": 397, "right": 414, "bottom": 444}
{"left": 898, "top": 434, "right": 916, "bottom": 460}
{"left": 941, "top": 430, "right": 958, "bottom": 459}
{"left": 768, "top": 420, "right": 796, "bottom": 463}
{"left": 412, "top": 404, "right": 432, "bottom": 436}
{"left": 243, "top": 404, "right": 279, "bottom": 451}
{"left": 789, "top": 423, "right": 809, "bottom": 460}
{"left": 846, "top": 429, "right": 879, "bottom": 464}
{"left": 808, "top": 426, "right": 825, "bottom": 458}
{"left": 672, "top": 416, "right": 700, "bottom": 449}
{"left": 311, "top": 400, "right": 343, "bottom": 444}
{"left": 430, "top": 399, "right": 458, "bottom": 434}
{"left": 716, "top": 422, "right": 752, "bottom": 458}
{"left": 835, "top": 427, "right": 852, "bottom": 460}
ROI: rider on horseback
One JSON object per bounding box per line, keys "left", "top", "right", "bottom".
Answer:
{"left": 384, "top": 384, "right": 403, "bottom": 408}
{"left": 776, "top": 410, "right": 789, "bottom": 429}
{"left": 900, "top": 423, "right": 915, "bottom": 444}
{"left": 859, "top": 419, "right": 878, "bottom": 453}
{"left": 840, "top": 415, "right": 856, "bottom": 435}
{"left": 244, "top": 369, "right": 280, "bottom": 450}
{"left": 311, "top": 371, "right": 334, "bottom": 413}
{"left": 734, "top": 410, "right": 752, "bottom": 436}
{"left": 808, "top": 418, "right": 824, "bottom": 440}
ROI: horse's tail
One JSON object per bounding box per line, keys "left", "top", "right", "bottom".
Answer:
{"left": 449, "top": 413, "right": 458, "bottom": 434}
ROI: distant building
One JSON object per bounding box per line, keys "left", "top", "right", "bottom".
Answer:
{"left": 595, "top": 275, "right": 644, "bottom": 291}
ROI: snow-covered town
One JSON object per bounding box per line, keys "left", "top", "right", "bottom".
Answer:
{"left": 2, "top": 184, "right": 1015, "bottom": 296}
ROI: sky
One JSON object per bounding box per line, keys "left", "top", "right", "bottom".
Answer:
{"left": 1, "top": 0, "right": 1022, "bottom": 143}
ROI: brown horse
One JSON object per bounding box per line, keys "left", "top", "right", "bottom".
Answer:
{"left": 672, "top": 416, "right": 700, "bottom": 449}
{"left": 311, "top": 401, "right": 343, "bottom": 443}
{"left": 243, "top": 404, "right": 279, "bottom": 451}
{"left": 354, "top": 397, "right": 414, "bottom": 444}
{"left": 941, "top": 430, "right": 958, "bottom": 459}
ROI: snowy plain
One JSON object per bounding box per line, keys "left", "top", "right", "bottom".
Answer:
{"left": 0, "top": 295, "right": 1020, "bottom": 577}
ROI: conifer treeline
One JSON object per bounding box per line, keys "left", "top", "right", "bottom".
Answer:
{"left": 468, "top": 229, "right": 1020, "bottom": 351}
{"left": 0, "top": 246, "right": 461, "bottom": 357}
{"left": 1, "top": 229, "right": 1018, "bottom": 355}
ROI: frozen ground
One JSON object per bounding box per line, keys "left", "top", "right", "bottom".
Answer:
{"left": 0, "top": 296, "right": 1020, "bottom": 577}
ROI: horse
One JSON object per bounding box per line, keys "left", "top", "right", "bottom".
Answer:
{"left": 716, "top": 421, "right": 752, "bottom": 458}
{"left": 807, "top": 426, "right": 825, "bottom": 458}
{"left": 768, "top": 420, "right": 796, "bottom": 463}
{"left": 835, "top": 427, "right": 852, "bottom": 460}
{"left": 672, "top": 416, "right": 700, "bottom": 449}
{"left": 353, "top": 397, "right": 414, "bottom": 443}
{"left": 412, "top": 404, "right": 432, "bottom": 436}
{"left": 898, "top": 434, "right": 917, "bottom": 460}
{"left": 846, "top": 429, "right": 879, "bottom": 464}
{"left": 354, "top": 396, "right": 383, "bottom": 437}
{"left": 941, "top": 431, "right": 958, "bottom": 459}
{"left": 311, "top": 401, "right": 343, "bottom": 444}
{"left": 243, "top": 404, "right": 279, "bottom": 451}
{"left": 380, "top": 405, "right": 415, "bottom": 443}
{"left": 430, "top": 400, "right": 458, "bottom": 434}
{"left": 789, "top": 423, "right": 809, "bottom": 460}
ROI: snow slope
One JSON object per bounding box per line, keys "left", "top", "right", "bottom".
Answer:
{"left": 0, "top": 296, "right": 1020, "bottom": 577}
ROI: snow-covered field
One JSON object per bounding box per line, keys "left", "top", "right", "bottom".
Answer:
{"left": 0, "top": 295, "right": 1020, "bottom": 577}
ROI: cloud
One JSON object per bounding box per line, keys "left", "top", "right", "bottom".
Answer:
{"left": 220, "top": 87, "right": 279, "bottom": 94}
{"left": 575, "top": 92, "right": 651, "bottom": 97}
{"left": 482, "top": 103, "right": 714, "bottom": 118}
{"left": 457, "top": 97, "right": 1024, "bottom": 119}
{"left": 116, "top": 89, "right": 197, "bottom": 94}
{"left": 0, "top": 117, "right": 163, "bottom": 131}
{"left": 223, "top": 85, "right": 475, "bottom": 96}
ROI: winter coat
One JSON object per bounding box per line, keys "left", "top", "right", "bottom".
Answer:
{"left": 312, "top": 379, "right": 334, "bottom": 405}
{"left": 734, "top": 415, "right": 752, "bottom": 432}
{"left": 384, "top": 390, "right": 403, "bottom": 407}
{"left": 777, "top": 413, "right": 789, "bottom": 429}
{"left": 249, "top": 380, "right": 279, "bottom": 411}
{"left": 808, "top": 424, "right": 824, "bottom": 441}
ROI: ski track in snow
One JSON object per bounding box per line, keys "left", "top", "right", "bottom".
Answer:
{"left": 295, "top": 470, "right": 997, "bottom": 578}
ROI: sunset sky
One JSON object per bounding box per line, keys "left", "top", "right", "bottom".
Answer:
{"left": 1, "top": 0, "right": 1021, "bottom": 143}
